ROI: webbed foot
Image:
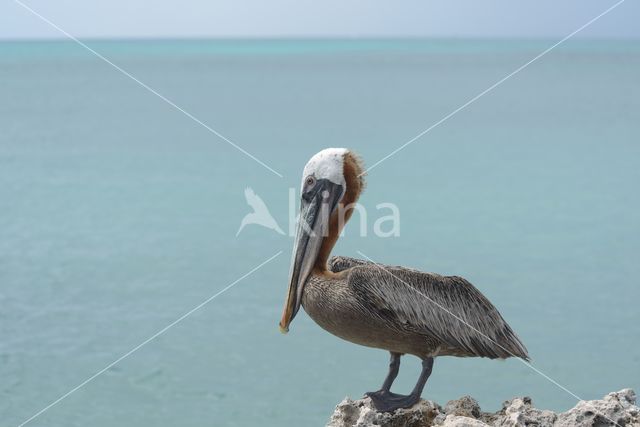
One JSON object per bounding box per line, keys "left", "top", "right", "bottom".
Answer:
{"left": 365, "top": 390, "right": 420, "bottom": 412}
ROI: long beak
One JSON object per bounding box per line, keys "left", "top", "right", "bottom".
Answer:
{"left": 279, "top": 180, "right": 343, "bottom": 333}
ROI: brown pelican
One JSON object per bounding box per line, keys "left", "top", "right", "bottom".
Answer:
{"left": 279, "top": 148, "right": 529, "bottom": 412}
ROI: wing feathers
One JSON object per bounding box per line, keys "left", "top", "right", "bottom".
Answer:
{"left": 329, "top": 256, "right": 529, "bottom": 360}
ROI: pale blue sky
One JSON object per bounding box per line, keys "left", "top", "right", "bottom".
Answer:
{"left": 1, "top": 0, "right": 638, "bottom": 40}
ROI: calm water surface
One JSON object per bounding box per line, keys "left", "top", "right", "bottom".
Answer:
{"left": 1, "top": 39, "right": 639, "bottom": 426}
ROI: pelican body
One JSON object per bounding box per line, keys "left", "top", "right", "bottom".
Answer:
{"left": 279, "top": 148, "right": 528, "bottom": 412}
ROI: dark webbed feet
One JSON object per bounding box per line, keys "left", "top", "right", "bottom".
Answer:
{"left": 365, "top": 354, "right": 434, "bottom": 413}
{"left": 364, "top": 390, "right": 402, "bottom": 400}
{"left": 366, "top": 391, "right": 421, "bottom": 412}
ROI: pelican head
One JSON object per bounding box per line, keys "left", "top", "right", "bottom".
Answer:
{"left": 279, "top": 148, "right": 365, "bottom": 333}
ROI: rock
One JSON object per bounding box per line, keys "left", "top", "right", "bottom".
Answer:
{"left": 555, "top": 389, "right": 639, "bottom": 427}
{"left": 438, "top": 415, "right": 489, "bottom": 427}
{"left": 483, "top": 396, "right": 556, "bottom": 427}
{"left": 326, "top": 389, "right": 640, "bottom": 427}
{"left": 444, "top": 396, "right": 482, "bottom": 419}
{"left": 327, "top": 397, "right": 440, "bottom": 427}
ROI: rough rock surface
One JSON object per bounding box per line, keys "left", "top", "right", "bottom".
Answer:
{"left": 327, "top": 389, "right": 639, "bottom": 427}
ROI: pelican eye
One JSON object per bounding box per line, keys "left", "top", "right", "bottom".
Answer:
{"left": 305, "top": 176, "right": 316, "bottom": 187}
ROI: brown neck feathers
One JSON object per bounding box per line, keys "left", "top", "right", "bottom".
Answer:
{"left": 314, "top": 151, "right": 365, "bottom": 272}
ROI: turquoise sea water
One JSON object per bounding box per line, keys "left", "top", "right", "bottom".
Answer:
{"left": 1, "top": 39, "right": 639, "bottom": 426}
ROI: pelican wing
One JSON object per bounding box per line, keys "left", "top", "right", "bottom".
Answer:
{"left": 329, "top": 255, "right": 374, "bottom": 272}
{"left": 330, "top": 256, "right": 529, "bottom": 360}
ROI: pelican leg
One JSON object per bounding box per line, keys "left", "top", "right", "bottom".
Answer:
{"left": 365, "top": 352, "right": 401, "bottom": 399}
{"left": 368, "top": 357, "right": 435, "bottom": 413}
